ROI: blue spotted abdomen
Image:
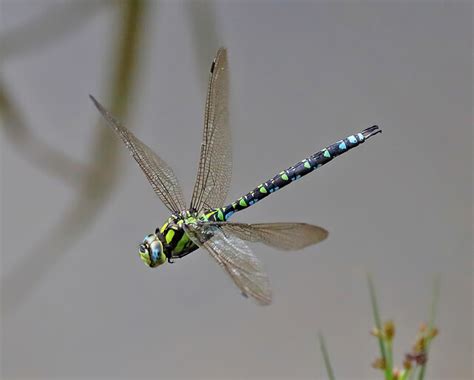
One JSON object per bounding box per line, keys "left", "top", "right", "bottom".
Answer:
{"left": 217, "top": 126, "right": 381, "bottom": 220}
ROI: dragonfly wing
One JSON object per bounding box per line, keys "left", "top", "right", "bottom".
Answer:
{"left": 190, "top": 48, "right": 231, "bottom": 212}
{"left": 205, "top": 222, "right": 328, "bottom": 251}
{"left": 90, "top": 95, "right": 186, "bottom": 213}
{"left": 184, "top": 223, "right": 272, "bottom": 305}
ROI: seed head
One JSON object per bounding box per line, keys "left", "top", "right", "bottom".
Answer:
{"left": 370, "top": 327, "right": 382, "bottom": 338}
{"left": 428, "top": 327, "right": 439, "bottom": 339}
{"left": 403, "top": 357, "right": 412, "bottom": 370}
{"left": 372, "top": 357, "right": 386, "bottom": 370}
{"left": 383, "top": 320, "right": 395, "bottom": 340}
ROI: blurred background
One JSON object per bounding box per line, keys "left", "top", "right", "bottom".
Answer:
{"left": 1, "top": 1, "right": 472, "bottom": 379}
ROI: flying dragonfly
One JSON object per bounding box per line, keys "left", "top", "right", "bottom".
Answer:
{"left": 90, "top": 47, "right": 381, "bottom": 305}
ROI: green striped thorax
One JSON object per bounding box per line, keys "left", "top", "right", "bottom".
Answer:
{"left": 138, "top": 209, "right": 221, "bottom": 268}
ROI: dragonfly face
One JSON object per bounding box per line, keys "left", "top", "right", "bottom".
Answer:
{"left": 139, "top": 234, "right": 166, "bottom": 268}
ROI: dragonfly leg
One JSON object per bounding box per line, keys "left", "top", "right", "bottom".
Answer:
{"left": 166, "top": 251, "right": 175, "bottom": 263}
{"left": 170, "top": 250, "right": 194, "bottom": 259}
{"left": 163, "top": 243, "right": 175, "bottom": 263}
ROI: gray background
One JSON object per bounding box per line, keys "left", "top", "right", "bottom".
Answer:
{"left": 1, "top": 1, "right": 472, "bottom": 379}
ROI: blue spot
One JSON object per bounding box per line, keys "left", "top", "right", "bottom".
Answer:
{"left": 269, "top": 188, "right": 274, "bottom": 193}
{"left": 316, "top": 164, "right": 322, "bottom": 168}
{"left": 151, "top": 246, "right": 160, "bottom": 261}
{"left": 348, "top": 135, "right": 357, "bottom": 144}
{"left": 225, "top": 211, "right": 234, "bottom": 220}
{"left": 274, "top": 186, "right": 279, "bottom": 191}
{"left": 296, "top": 175, "right": 301, "bottom": 179}
{"left": 358, "top": 133, "right": 364, "bottom": 140}
{"left": 339, "top": 141, "right": 347, "bottom": 150}
{"left": 249, "top": 200, "right": 254, "bottom": 205}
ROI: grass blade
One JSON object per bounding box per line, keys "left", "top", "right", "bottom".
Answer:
{"left": 418, "top": 275, "right": 441, "bottom": 380}
{"left": 367, "top": 274, "right": 392, "bottom": 380}
{"left": 318, "top": 333, "right": 336, "bottom": 380}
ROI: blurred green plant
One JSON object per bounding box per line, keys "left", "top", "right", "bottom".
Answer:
{"left": 0, "top": 1, "right": 107, "bottom": 59}
{"left": 1, "top": 0, "right": 146, "bottom": 314}
{"left": 318, "top": 332, "right": 336, "bottom": 380}
{"left": 319, "top": 275, "right": 440, "bottom": 380}
{"left": 1, "top": 0, "right": 222, "bottom": 316}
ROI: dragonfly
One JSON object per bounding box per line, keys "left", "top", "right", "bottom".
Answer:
{"left": 90, "top": 47, "right": 381, "bottom": 305}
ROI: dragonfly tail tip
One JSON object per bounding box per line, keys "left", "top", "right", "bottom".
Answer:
{"left": 362, "top": 125, "right": 382, "bottom": 139}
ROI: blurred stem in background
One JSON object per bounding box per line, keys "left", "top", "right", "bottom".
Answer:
{"left": 416, "top": 275, "right": 440, "bottom": 380}
{"left": 0, "top": 0, "right": 109, "bottom": 185}
{"left": 319, "top": 276, "right": 440, "bottom": 380}
{"left": 0, "top": 1, "right": 107, "bottom": 59}
{"left": 318, "top": 332, "right": 336, "bottom": 380}
{"left": 185, "top": 0, "right": 220, "bottom": 92}
{"left": 368, "top": 274, "right": 393, "bottom": 380}
{"left": 1, "top": 0, "right": 146, "bottom": 315}
{"left": 0, "top": 80, "right": 90, "bottom": 186}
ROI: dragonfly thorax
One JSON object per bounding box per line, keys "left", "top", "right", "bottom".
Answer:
{"left": 152, "top": 211, "right": 204, "bottom": 263}
{"left": 140, "top": 208, "right": 226, "bottom": 267}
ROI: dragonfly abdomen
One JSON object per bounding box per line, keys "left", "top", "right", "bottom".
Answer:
{"left": 217, "top": 126, "right": 381, "bottom": 220}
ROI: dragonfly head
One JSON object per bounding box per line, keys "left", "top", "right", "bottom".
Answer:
{"left": 139, "top": 234, "right": 166, "bottom": 268}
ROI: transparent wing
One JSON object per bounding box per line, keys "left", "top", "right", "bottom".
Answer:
{"left": 190, "top": 48, "right": 231, "bottom": 212}
{"left": 205, "top": 222, "right": 328, "bottom": 251}
{"left": 90, "top": 95, "right": 186, "bottom": 213}
{"left": 184, "top": 223, "right": 272, "bottom": 306}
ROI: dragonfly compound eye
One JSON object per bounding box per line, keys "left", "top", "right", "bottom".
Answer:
{"left": 138, "top": 243, "right": 152, "bottom": 267}
{"left": 139, "top": 234, "right": 166, "bottom": 268}
{"left": 149, "top": 240, "right": 161, "bottom": 261}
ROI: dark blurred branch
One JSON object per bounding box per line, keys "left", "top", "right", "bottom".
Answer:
{"left": 0, "top": 0, "right": 108, "bottom": 59}
{"left": 185, "top": 0, "right": 220, "bottom": 92}
{"left": 0, "top": 0, "right": 105, "bottom": 184}
{"left": 0, "top": 80, "right": 90, "bottom": 186}
{"left": 2, "top": 0, "right": 147, "bottom": 315}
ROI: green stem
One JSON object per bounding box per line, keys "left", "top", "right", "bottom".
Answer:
{"left": 367, "top": 274, "right": 392, "bottom": 380}
{"left": 385, "top": 340, "right": 393, "bottom": 374}
{"left": 418, "top": 275, "right": 440, "bottom": 380}
{"left": 399, "top": 368, "right": 411, "bottom": 380}
{"left": 410, "top": 366, "right": 419, "bottom": 380}
{"left": 1, "top": 0, "right": 146, "bottom": 315}
{"left": 318, "top": 333, "right": 336, "bottom": 380}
